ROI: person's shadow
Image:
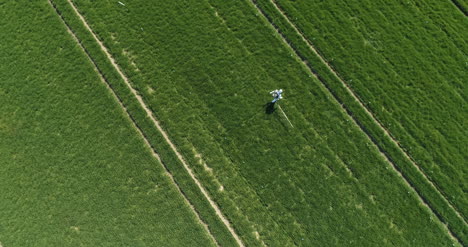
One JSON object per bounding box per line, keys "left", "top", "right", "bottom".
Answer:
{"left": 265, "top": 102, "right": 276, "bottom": 114}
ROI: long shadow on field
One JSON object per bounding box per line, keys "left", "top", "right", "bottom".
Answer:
{"left": 265, "top": 102, "right": 276, "bottom": 114}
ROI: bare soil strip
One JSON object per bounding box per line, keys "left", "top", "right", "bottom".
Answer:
{"left": 57, "top": 0, "right": 244, "bottom": 246}
{"left": 249, "top": 0, "right": 463, "bottom": 244}
{"left": 47, "top": 1, "right": 221, "bottom": 246}
{"left": 267, "top": 0, "right": 466, "bottom": 226}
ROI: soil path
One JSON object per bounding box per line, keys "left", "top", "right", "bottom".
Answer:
{"left": 48, "top": 0, "right": 236, "bottom": 246}
{"left": 250, "top": 0, "right": 463, "bottom": 245}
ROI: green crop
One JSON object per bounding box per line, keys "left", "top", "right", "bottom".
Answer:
{"left": 0, "top": 1, "right": 216, "bottom": 246}
{"left": 253, "top": 0, "right": 467, "bottom": 242}
{"left": 269, "top": 0, "right": 467, "bottom": 215}
{"left": 253, "top": 0, "right": 467, "bottom": 243}
{"left": 54, "top": 0, "right": 463, "bottom": 245}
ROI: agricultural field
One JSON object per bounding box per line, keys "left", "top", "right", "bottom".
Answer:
{"left": 1, "top": 0, "right": 465, "bottom": 246}
{"left": 253, "top": 0, "right": 467, "bottom": 241}
{"left": 265, "top": 0, "right": 467, "bottom": 217}
{"left": 42, "top": 0, "right": 466, "bottom": 245}
{"left": 0, "top": 1, "right": 217, "bottom": 246}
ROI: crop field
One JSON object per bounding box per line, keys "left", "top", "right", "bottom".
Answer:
{"left": 261, "top": 0, "right": 467, "bottom": 218}
{"left": 254, "top": 0, "right": 467, "bottom": 242}
{"left": 0, "top": 1, "right": 218, "bottom": 246}
{"left": 1, "top": 0, "right": 465, "bottom": 246}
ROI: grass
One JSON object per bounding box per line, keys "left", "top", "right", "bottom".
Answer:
{"left": 253, "top": 0, "right": 467, "bottom": 243}
{"left": 450, "top": 0, "right": 468, "bottom": 15}
{"left": 256, "top": 1, "right": 466, "bottom": 241}
{"left": 269, "top": 0, "right": 467, "bottom": 215}
{"left": 60, "top": 0, "right": 462, "bottom": 245}
{"left": 0, "top": 1, "right": 216, "bottom": 246}
{"left": 48, "top": 0, "right": 239, "bottom": 245}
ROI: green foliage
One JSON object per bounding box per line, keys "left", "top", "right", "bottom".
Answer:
{"left": 255, "top": 0, "right": 467, "bottom": 242}
{"left": 49, "top": 0, "right": 239, "bottom": 245}
{"left": 271, "top": 0, "right": 467, "bottom": 215}
{"left": 0, "top": 1, "right": 215, "bottom": 246}
{"left": 65, "top": 0, "right": 461, "bottom": 245}
{"left": 450, "top": 0, "right": 468, "bottom": 15}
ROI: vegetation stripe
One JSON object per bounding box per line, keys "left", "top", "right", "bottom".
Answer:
{"left": 61, "top": 0, "right": 244, "bottom": 245}
{"left": 248, "top": 0, "right": 463, "bottom": 245}
{"left": 450, "top": 0, "right": 468, "bottom": 16}
{"left": 266, "top": 0, "right": 466, "bottom": 226}
{"left": 47, "top": 0, "right": 220, "bottom": 245}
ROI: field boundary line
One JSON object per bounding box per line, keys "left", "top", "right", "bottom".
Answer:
{"left": 450, "top": 0, "right": 468, "bottom": 16}
{"left": 47, "top": 1, "right": 221, "bottom": 245}
{"left": 264, "top": 0, "right": 466, "bottom": 225}
{"left": 249, "top": 0, "right": 463, "bottom": 244}
{"left": 57, "top": 0, "right": 244, "bottom": 246}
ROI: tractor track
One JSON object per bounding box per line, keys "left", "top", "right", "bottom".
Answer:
{"left": 48, "top": 0, "right": 242, "bottom": 246}
{"left": 450, "top": 0, "right": 468, "bottom": 16}
{"left": 249, "top": 0, "right": 464, "bottom": 245}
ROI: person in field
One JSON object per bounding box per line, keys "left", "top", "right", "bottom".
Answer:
{"left": 270, "top": 89, "right": 283, "bottom": 103}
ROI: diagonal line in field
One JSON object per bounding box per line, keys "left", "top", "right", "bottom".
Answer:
{"left": 249, "top": 0, "right": 464, "bottom": 245}
{"left": 450, "top": 0, "right": 468, "bottom": 16}
{"left": 51, "top": 0, "right": 245, "bottom": 246}
{"left": 266, "top": 0, "right": 467, "bottom": 226}
{"left": 47, "top": 1, "right": 221, "bottom": 246}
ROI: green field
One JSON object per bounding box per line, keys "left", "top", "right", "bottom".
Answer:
{"left": 1, "top": 0, "right": 465, "bottom": 246}
{"left": 0, "top": 1, "right": 216, "bottom": 246}
{"left": 267, "top": 0, "right": 467, "bottom": 218}
{"left": 253, "top": 0, "right": 467, "bottom": 241}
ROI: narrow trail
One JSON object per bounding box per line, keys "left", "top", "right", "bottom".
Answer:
{"left": 266, "top": 0, "right": 466, "bottom": 226}
{"left": 54, "top": 0, "right": 244, "bottom": 246}
{"left": 47, "top": 1, "right": 220, "bottom": 246}
{"left": 249, "top": 0, "right": 463, "bottom": 245}
{"left": 277, "top": 104, "right": 294, "bottom": 128}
